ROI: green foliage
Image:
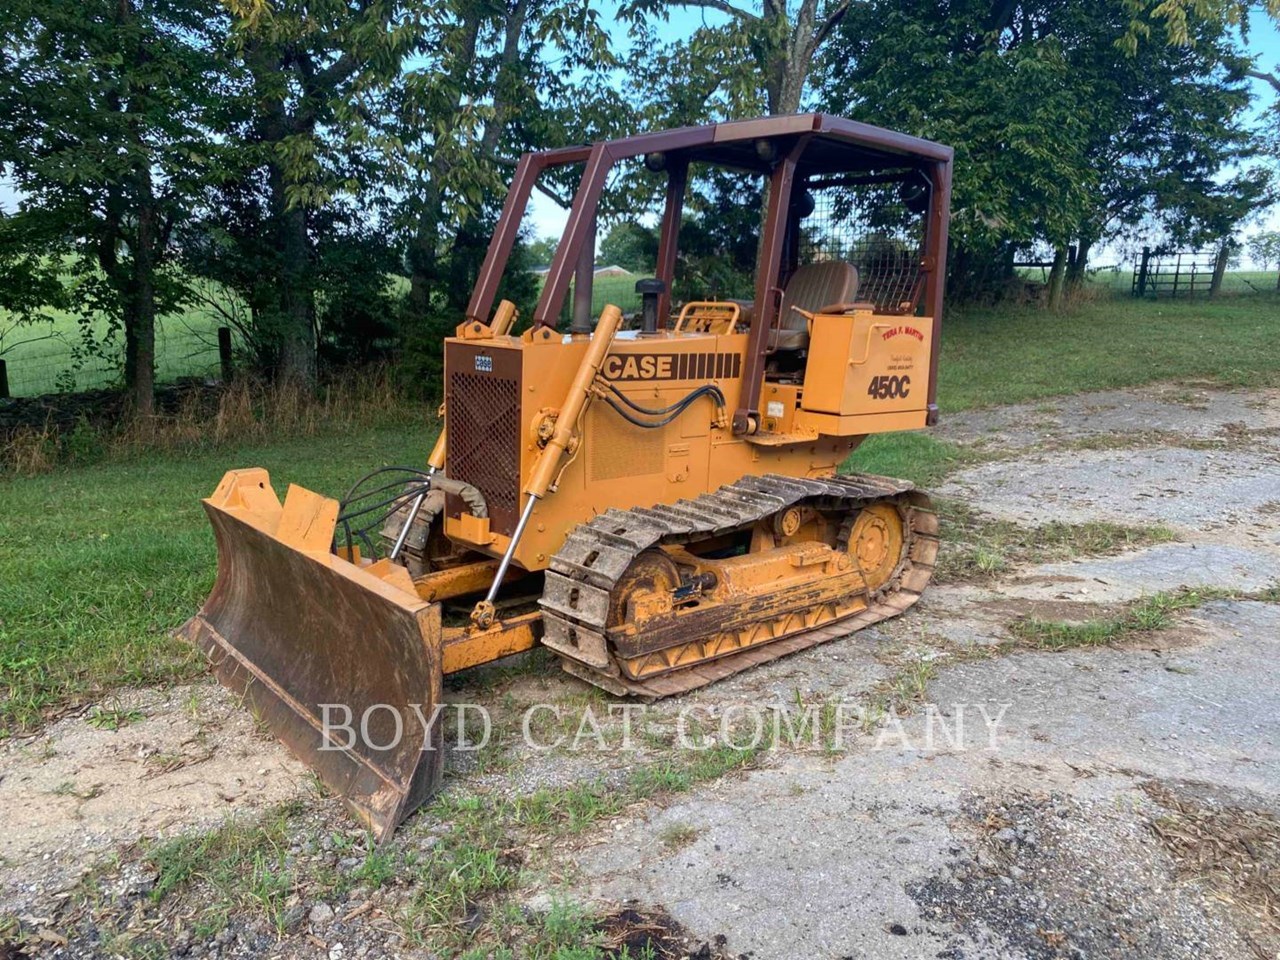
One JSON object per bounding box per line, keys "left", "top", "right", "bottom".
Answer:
{"left": 526, "top": 235, "right": 559, "bottom": 266}
{"left": 187, "top": 0, "right": 423, "bottom": 383}
{"left": 619, "top": 0, "right": 852, "bottom": 117}
{"left": 1119, "top": 0, "right": 1280, "bottom": 52}
{"left": 819, "top": 0, "right": 1272, "bottom": 299}
{"left": 395, "top": 224, "right": 541, "bottom": 400}
{"left": 315, "top": 225, "right": 404, "bottom": 368}
{"left": 674, "top": 171, "right": 763, "bottom": 301}
{"left": 392, "top": 0, "right": 630, "bottom": 330}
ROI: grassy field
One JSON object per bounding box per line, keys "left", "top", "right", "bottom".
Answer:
{"left": 0, "top": 289, "right": 1277, "bottom": 732}
{"left": 939, "top": 291, "right": 1280, "bottom": 410}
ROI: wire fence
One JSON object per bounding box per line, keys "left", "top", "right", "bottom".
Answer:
{"left": 0, "top": 317, "right": 234, "bottom": 399}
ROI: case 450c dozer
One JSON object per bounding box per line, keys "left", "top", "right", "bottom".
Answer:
{"left": 183, "top": 113, "right": 954, "bottom": 840}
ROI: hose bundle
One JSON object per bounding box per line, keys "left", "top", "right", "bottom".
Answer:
{"left": 332, "top": 466, "right": 434, "bottom": 559}
{"left": 599, "top": 381, "right": 726, "bottom": 429}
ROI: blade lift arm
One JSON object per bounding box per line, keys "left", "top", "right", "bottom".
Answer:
{"left": 470, "top": 304, "right": 624, "bottom": 629}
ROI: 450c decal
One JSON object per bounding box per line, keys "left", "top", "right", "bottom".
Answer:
{"left": 867, "top": 375, "right": 911, "bottom": 400}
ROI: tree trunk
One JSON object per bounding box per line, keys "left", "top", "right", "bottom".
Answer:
{"left": 275, "top": 190, "right": 315, "bottom": 384}
{"left": 1065, "top": 238, "right": 1091, "bottom": 291}
{"left": 262, "top": 84, "right": 316, "bottom": 386}
{"left": 775, "top": 0, "right": 819, "bottom": 114}
{"left": 117, "top": 0, "right": 155, "bottom": 415}
{"left": 125, "top": 166, "right": 157, "bottom": 416}
{"left": 1209, "top": 245, "right": 1229, "bottom": 299}
{"left": 407, "top": 175, "right": 445, "bottom": 318}
{"left": 1046, "top": 246, "right": 1068, "bottom": 311}
{"left": 479, "top": 0, "right": 530, "bottom": 162}
{"left": 407, "top": 9, "right": 483, "bottom": 317}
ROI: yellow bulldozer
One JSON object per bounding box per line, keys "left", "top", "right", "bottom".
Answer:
{"left": 183, "top": 113, "right": 953, "bottom": 840}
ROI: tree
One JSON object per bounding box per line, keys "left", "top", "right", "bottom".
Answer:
{"left": 1119, "top": 0, "right": 1280, "bottom": 51}
{"left": 526, "top": 235, "right": 559, "bottom": 266}
{"left": 0, "top": 0, "right": 226, "bottom": 414}
{"left": 623, "top": 0, "right": 856, "bottom": 118}
{"left": 820, "top": 1, "right": 1096, "bottom": 300}
{"left": 1248, "top": 231, "right": 1280, "bottom": 270}
{"left": 599, "top": 222, "right": 658, "bottom": 271}
{"left": 819, "top": 0, "right": 1271, "bottom": 303}
{"left": 1247, "top": 230, "right": 1280, "bottom": 289}
{"left": 675, "top": 171, "right": 763, "bottom": 299}
{"left": 212, "top": 0, "right": 421, "bottom": 385}
{"left": 394, "top": 0, "right": 623, "bottom": 327}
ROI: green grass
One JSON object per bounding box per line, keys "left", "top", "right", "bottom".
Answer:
{"left": 143, "top": 801, "right": 306, "bottom": 936}
{"left": 1007, "top": 589, "right": 1210, "bottom": 650}
{"left": 0, "top": 421, "right": 438, "bottom": 734}
{"left": 935, "top": 500, "right": 1177, "bottom": 584}
{"left": 937, "top": 292, "right": 1280, "bottom": 411}
{"left": 844, "top": 431, "right": 971, "bottom": 487}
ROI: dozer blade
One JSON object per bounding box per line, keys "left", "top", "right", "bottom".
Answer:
{"left": 180, "top": 468, "right": 443, "bottom": 843}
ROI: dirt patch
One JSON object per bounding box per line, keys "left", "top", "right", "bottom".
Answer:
{"left": 932, "top": 499, "right": 1177, "bottom": 587}
{"left": 1143, "top": 780, "right": 1280, "bottom": 957}
{"left": 597, "top": 906, "right": 733, "bottom": 959}
{"left": 973, "top": 597, "right": 1126, "bottom": 624}
{"left": 909, "top": 791, "right": 1250, "bottom": 958}
{"left": 0, "top": 683, "right": 304, "bottom": 910}
{"left": 939, "top": 445, "right": 1280, "bottom": 534}
{"left": 934, "top": 384, "right": 1280, "bottom": 455}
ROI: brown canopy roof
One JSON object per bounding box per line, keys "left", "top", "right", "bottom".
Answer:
{"left": 535, "top": 112, "right": 953, "bottom": 174}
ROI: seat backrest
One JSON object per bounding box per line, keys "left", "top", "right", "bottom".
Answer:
{"left": 779, "top": 262, "right": 859, "bottom": 330}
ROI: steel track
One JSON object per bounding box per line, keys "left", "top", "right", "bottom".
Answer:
{"left": 540, "top": 472, "right": 939, "bottom": 698}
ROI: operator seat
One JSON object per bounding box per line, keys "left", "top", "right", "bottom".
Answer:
{"left": 774, "top": 261, "right": 859, "bottom": 351}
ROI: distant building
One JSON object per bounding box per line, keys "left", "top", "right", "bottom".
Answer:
{"left": 530, "top": 265, "right": 635, "bottom": 278}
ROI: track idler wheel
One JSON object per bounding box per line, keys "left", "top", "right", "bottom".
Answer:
{"left": 607, "top": 549, "right": 682, "bottom": 627}
{"left": 844, "top": 501, "right": 907, "bottom": 592}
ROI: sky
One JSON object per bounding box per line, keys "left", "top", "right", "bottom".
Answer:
{"left": 1239, "top": 10, "right": 1280, "bottom": 244}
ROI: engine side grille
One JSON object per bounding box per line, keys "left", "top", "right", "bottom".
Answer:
{"left": 447, "top": 370, "right": 520, "bottom": 535}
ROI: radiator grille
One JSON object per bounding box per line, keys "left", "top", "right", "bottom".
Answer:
{"left": 447, "top": 371, "right": 520, "bottom": 530}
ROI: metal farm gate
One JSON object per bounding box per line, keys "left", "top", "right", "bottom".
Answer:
{"left": 1132, "top": 246, "right": 1229, "bottom": 299}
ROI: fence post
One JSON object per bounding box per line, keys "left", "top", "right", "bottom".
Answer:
{"left": 218, "top": 327, "right": 234, "bottom": 382}
{"left": 1135, "top": 246, "right": 1151, "bottom": 298}
{"left": 1210, "top": 245, "right": 1229, "bottom": 299}
{"left": 0, "top": 358, "right": 8, "bottom": 399}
